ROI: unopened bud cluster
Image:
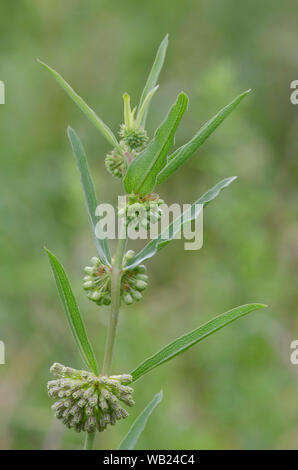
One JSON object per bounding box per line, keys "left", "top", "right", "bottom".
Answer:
{"left": 121, "top": 250, "right": 148, "bottom": 305}
{"left": 119, "top": 124, "right": 148, "bottom": 152}
{"left": 83, "top": 257, "right": 111, "bottom": 305}
{"left": 48, "top": 363, "right": 134, "bottom": 433}
{"left": 119, "top": 193, "right": 164, "bottom": 230}
{"left": 105, "top": 123, "right": 148, "bottom": 180}
{"left": 83, "top": 254, "right": 148, "bottom": 306}
{"left": 105, "top": 148, "right": 126, "bottom": 179}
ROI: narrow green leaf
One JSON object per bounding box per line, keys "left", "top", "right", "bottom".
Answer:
{"left": 137, "top": 34, "right": 168, "bottom": 127}
{"left": 38, "top": 59, "right": 121, "bottom": 151}
{"left": 123, "top": 93, "right": 133, "bottom": 128}
{"left": 156, "top": 90, "right": 251, "bottom": 186}
{"left": 125, "top": 176, "right": 236, "bottom": 270}
{"left": 131, "top": 304, "right": 267, "bottom": 382}
{"left": 124, "top": 92, "right": 188, "bottom": 195}
{"left": 45, "top": 248, "right": 99, "bottom": 375}
{"left": 67, "top": 127, "right": 111, "bottom": 266}
{"left": 118, "top": 391, "right": 163, "bottom": 450}
{"left": 135, "top": 85, "right": 159, "bottom": 128}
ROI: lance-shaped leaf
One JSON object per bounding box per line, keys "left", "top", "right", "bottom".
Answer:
{"left": 156, "top": 90, "right": 251, "bottom": 187}
{"left": 124, "top": 92, "right": 188, "bottom": 196}
{"left": 45, "top": 248, "right": 99, "bottom": 375}
{"left": 125, "top": 176, "right": 236, "bottom": 270}
{"left": 136, "top": 85, "right": 159, "bottom": 128}
{"left": 38, "top": 59, "right": 121, "bottom": 151}
{"left": 118, "top": 391, "right": 163, "bottom": 450}
{"left": 137, "top": 34, "right": 168, "bottom": 127}
{"left": 131, "top": 304, "right": 267, "bottom": 382}
{"left": 67, "top": 127, "right": 111, "bottom": 266}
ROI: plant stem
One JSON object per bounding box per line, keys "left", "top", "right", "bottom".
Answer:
{"left": 102, "top": 222, "right": 127, "bottom": 375}
{"left": 84, "top": 432, "right": 96, "bottom": 450}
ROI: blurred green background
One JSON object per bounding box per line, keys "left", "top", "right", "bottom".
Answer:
{"left": 1, "top": 0, "right": 298, "bottom": 450}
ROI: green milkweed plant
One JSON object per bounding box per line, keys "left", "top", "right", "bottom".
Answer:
{"left": 39, "top": 35, "right": 267, "bottom": 450}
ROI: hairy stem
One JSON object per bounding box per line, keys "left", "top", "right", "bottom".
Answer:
{"left": 102, "top": 222, "right": 127, "bottom": 375}
{"left": 84, "top": 432, "right": 96, "bottom": 450}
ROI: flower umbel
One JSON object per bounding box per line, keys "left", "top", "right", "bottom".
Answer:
{"left": 48, "top": 363, "right": 134, "bottom": 433}
{"left": 105, "top": 148, "right": 126, "bottom": 179}
{"left": 119, "top": 193, "right": 164, "bottom": 230}
{"left": 119, "top": 124, "right": 148, "bottom": 152}
{"left": 83, "top": 254, "right": 148, "bottom": 306}
{"left": 83, "top": 257, "right": 111, "bottom": 305}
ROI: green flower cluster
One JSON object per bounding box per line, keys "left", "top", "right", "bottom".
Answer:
{"left": 119, "top": 124, "right": 148, "bottom": 152}
{"left": 105, "top": 103, "right": 149, "bottom": 181}
{"left": 121, "top": 252, "right": 148, "bottom": 305}
{"left": 48, "top": 363, "right": 134, "bottom": 433}
{"left": 83, "top": 257, "right": 111, "bottom": 305}
{"left": 119, "top": 193, "right": 164, "bottom": 230}
{"left": 83, "top": 254, "right": 148, "bottom": 306}
{"left": 105, "top": 126, "right": 148, "bottom": 180}
{"left": 105, "top": 148, "right": 126, "bottom": 179}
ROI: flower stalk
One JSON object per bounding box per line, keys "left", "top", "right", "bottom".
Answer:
{"left": 102, "top": 222, "right": 127, "bottom": 375}
{"left": 84, "top": 431, "right": 95, "bottom": 450}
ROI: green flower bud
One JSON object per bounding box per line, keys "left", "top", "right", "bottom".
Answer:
{"left": 109, "top": 374, "right": 132, "bottom": 384}
{"left": 136, "top": 265, "right": 146, "bottom": 274}
{"left": 50, "top": 363, "right": 64, "bottom": 376}
{"left": 130, "top": 289, "right": 142, "bottom": 301}
{"left": 137, "top": 274, "right": 148, "bottom": 282}
{"left": 123, "top": 293, "right": 133, "bottom": 305}
{"left": 91, "top": 256, "right": 100, "bottom": 266}
{"left": 120, "top": 394, "right": 135, "bottom": 407}
{"left": 122, "top": 250, "right": 135, "bottom": 266}
{"left": 135, "top": 280, "right": 147, "bottom": 291}
{"left": 83, "top": 280, "right": 94, "bottom": 290}
{"left": 91, "top": 291, "right": 102, "bottom": 301}
{"left": 48, "top": 363, "right": 134, "bottom": 434}
{"left": 84, "top": 266, "right": 94, "bottom": 275}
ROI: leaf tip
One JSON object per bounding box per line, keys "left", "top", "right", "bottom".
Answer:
{"left": 37, "top": 58, "right": 48, "bottom": 69}
{"left": 178, "top": 91, "right": 189, "bottom": 107}
{"left": 67, "top": 125, "right": 74, "bottom": 137}
{"left": 179, "top": 90, "right": 188, "bottom": 97}
{"left": 43, "top": 246, "right": 53, "bottom": 261}
{"left": 123, "top": 92, "right": 131, "bottom": 108}
{"left": 241, "top": 88, "right": 252, "bottom": 99}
